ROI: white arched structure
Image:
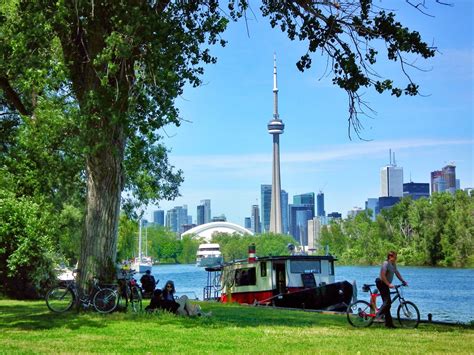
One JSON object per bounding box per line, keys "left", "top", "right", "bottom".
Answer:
{"left": 182, "top": 222, "right": 253, "bottom": 242}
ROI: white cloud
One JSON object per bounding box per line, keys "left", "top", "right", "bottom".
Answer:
{"left": 171, "top": 138, "right": 472, "bottom": 171}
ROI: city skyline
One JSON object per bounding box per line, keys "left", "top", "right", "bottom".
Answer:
{"left": 146, "top": 2, "right": 473, "bottom": 225}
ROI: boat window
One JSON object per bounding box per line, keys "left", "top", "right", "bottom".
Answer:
{"left": 290, "top": 260, "right": 321, "bottom": 274}
{"left": 329, "top": 261, "right": 334, "bottom": 275}
{"left": 234, "top": 267, "right": 256, "bottom": 286}
{"left": 260, "top": 262, "right": 267, "bottom": 277}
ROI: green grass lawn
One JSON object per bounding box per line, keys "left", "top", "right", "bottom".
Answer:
{"left": 0, "top": 299, "right": 472, "bottom": 354}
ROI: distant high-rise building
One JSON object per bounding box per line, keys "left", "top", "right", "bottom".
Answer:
{"left": 431, "top": 164, "right": 457, "bottom": 195}
{"left": 165, "top": 205, "right": 188, "bottom": 234}
{"left": 403, "top": 182, "right": 430, "bottom": 200}
{"left": 381, "top": 165, "right": 403, "bottom": 197}
{"left": 347, "top": 207, "right": 364, "bottom": 218}
{"left": 381, "top": 150, "right": 403, "bottom": 197}
{"left": 289, "top": 204, "right": 313, "bottom": 245}
{"left": 365, "top": 198, "right": 379, "bottom": 221}
{"left": 327, "top": 212, "right": 342, "bottom": 222}
{"left": 262, "top": 185, "right": 288, "bottom": 234}
{"left": 430, "top": 170, "right": 444, "bottom": 194}
{"left": 307, "top": 217, "right": 323, "bottom": 252}
{"left": 251, "top": 205, "right": 261, "bottom": 234}
{"left": 153, "top": 210, "right": 164, "bottom": 226}
{"left": 378, "top": 196, "right": 401, "bottom": 210}
{"left": 166, "top": 208, "right": 178, "bottom": 232}
{"left": 317, "top": 192, "right": 325, "bottom": 217}
{"left": 244, "top": 217, "right": 251, "bottom": 230}
{"left": 293, "top": 193, "right": 315, "bottom": 217}
{"left": 200, "top": 199, "right": 211, "bottom": 224}
{"left": 261, "top": 184, "right": 272, "bottom": 232}
{"left": 196, "top": 204, "right": 205, "bottom": 225}
{"left": 281, "top": 190, "right": 289, "bottom": 234}
{"left": 442, "top": 164, "right": 456, "bottom": 194}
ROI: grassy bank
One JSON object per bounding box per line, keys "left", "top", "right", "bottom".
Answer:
{"left": 0, "top": 299, "right": 473, "bottom": 354}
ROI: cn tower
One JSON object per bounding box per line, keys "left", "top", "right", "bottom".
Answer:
{"left": 268, "top": 54, "right": 284, "bottom": 234}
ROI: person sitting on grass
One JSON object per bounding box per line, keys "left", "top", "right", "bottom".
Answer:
{"left": 140, "top": 270, "right": 156, "bottom": 294}
{"left": 161, "top": 280, "right": 211, "bottom": 317}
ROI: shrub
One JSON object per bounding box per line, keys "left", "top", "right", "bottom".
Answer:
{"left": 0, "top": 190, "right": 57, "bottom": 298}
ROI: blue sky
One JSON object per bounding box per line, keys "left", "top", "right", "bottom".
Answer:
{"left": 146, "top": 1, "right": 473, "bottom": 225}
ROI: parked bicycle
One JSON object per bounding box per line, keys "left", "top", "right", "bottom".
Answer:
{"left": 346, "top": 283, "right": 420, "bottom": 328}
{"left": 46, "top": 272, "right": 119, "bottom": 314}
{"left": 118, "top": 269, "right": 143, "bottom": 312}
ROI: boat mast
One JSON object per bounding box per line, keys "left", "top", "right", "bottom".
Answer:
{"left": 138, "top": 217, "right": 142, "bottom": 261}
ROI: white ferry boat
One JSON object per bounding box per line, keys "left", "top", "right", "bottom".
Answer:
{"left": 196, "top": 243, "right": 223, "bottom": 267}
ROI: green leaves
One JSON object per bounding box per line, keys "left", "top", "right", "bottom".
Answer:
{"left": 0, "top": 190, "right": 58, "bottom": 298}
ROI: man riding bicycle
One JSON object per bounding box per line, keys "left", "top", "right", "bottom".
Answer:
{"left": 375, "top": 251, "right": 408, "bottom": 329}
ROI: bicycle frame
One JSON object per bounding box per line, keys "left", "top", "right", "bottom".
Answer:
{"left": 363, "top": 284, "right": 405, "bottom": 317}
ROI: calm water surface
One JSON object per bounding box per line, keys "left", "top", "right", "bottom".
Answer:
{"left": 144, "top": 264, "right": 473, "bottom": 324}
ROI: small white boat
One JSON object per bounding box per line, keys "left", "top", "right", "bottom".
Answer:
{"left": 133, "top": 217, "right": 152, "bottom": 273}
{"left": 132, "top": 256, "right": 152, "bottom": 273}
{"left": 196, "top": 243, "right": 223, "bottom": 267}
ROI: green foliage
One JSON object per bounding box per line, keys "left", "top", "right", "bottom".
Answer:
{"left": 320, "top": 191, "right": 474, "bottom": 267}
{"left": 0, "top": 190, "right": 57, "bottom": 298}
{"left": 212, "top": 232, "right": 294, "bottom": 261}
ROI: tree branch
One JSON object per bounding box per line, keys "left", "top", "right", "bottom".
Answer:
{"left": 0, "top": 75, "right": 31, "bottom": 116}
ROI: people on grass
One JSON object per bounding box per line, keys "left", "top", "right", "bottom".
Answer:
{"left": 375, "top": 251, "right": 408, "bottom": 329}
{"left": 145, "top": 280, "right": 210, "bottom": 316}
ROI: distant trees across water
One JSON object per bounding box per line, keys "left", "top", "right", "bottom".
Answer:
{"left": 319, "top": 191, "right": 473, "bottom": 267}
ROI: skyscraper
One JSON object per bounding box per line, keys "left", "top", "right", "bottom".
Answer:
{"left": 316, "top": 192, "right": 325, "bottom": 217}
{"left": 153, "top": 210, "right": 164, "bottom": 226}
{"left": 288, "top": 204, "right": 313, "bottom": 245}
{"left": 268, "top": 54, "right": 285, "bottom": 234}
{"left": 381, "top": 151, "right": 403, "bottom": 197}
{"left": 261, "top": 184, "right": 272, "bottom": 232}
{"left": 196, "top": 204, "right": 205, "bottom": 225}
{"left": 262, "top": 184, "right": 288, "bottom": 234}
{"left": 200, "top": 199, "right": 211, "bottom": 224}
{"left": 251, "top": 205, "right": 261, "bottom": 234}
{"left": 165, "top": 205, "right": 188, "bottom": 234}
{"left": 442, "top": 164, "right": 456, "bottom": 194}
{"left": 431, "top": 164, "right": 457, "bottom": 195}
{"left": 430, "top": 170, "right": 444, "bottom": 194}
{"left": 281, "top": 190, "right": 289, "bottom": 234}
{"left": 293, "top": 193, "right": 315, "bottom": 216}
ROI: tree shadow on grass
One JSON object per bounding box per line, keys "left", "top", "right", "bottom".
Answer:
{"left": 0, "top": 301, "right": 109, "bottom": 331}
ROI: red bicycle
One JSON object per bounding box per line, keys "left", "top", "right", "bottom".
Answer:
{"left": 346, "top": 283, "right": 420, "bottom": 328}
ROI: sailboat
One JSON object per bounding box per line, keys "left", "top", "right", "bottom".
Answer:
{"left": 132, "top": 218, "right": 152, "bottom": 273}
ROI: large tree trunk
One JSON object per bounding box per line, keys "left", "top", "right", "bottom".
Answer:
{"left": 78, "top": 130, "right": 125, "bottom": 289}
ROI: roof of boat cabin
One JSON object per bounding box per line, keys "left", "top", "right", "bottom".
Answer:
{"left": 222, "top": 254, "right": 337, "bottom": 266}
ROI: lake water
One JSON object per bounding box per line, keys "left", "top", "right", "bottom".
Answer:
{"left": 143, "top": 264, "right": 473, "bottom": 324}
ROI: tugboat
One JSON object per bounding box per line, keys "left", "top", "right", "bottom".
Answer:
{"left": 217, "top": 245, "right": 353, "bottom": 311}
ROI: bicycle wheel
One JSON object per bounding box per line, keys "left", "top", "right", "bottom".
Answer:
{"left": 93, "top": 288, "right": 118, "bottom": 314}
{"left": 397, "top": 301, "right": 420, "bottom": 328}
{"left": 346, "top": 300, "right": 375, "bottom": 328}
{"left": 129, "top": 286, "right": 142, "bottom": 312}
{"left": 46, "top": 286, "right": 75, "bottom": 313}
